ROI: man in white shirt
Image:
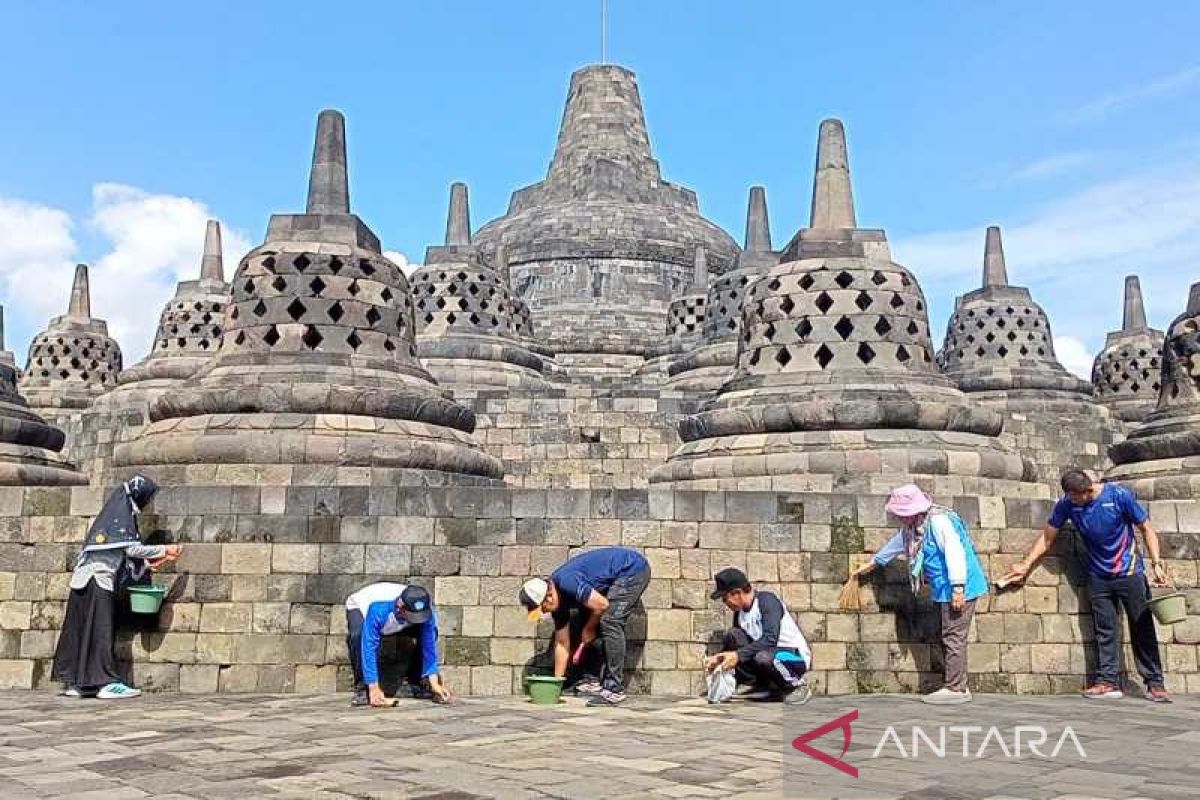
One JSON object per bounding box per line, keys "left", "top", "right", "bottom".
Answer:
{"left": 704, "top": 568, "right": 813, "bottom": 704}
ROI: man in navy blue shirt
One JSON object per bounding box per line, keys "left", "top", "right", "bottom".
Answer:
{"left": 519, "top": 546, "right": 651, "bottom": 706}
{"left": 1003, "top": 469, "right": 1171, "bottom": 702}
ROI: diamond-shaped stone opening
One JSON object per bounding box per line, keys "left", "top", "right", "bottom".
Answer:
{"left": 286, "top": 299, "right": 307, "bottom": 322}
{"left": 447, "top": 312, "right": 457, "bottom": 325}
{"left": 457, "top": 297, "right": 470, "bottom": 311}
{"left": 767, "top": 277, "right": 782, "bottom": 292}
{"left": 890, "top": 293, "right": 904, "bottom": 309}
{"left": 985, "top": 332, "right": 995, "bottom": 343}
{"left": 380, "top": 288, "right": 393, "bottom": 303}
{"left": 293, "top": 254, "right": 311, "bottom": 272}
{"left": 346, "top": 330, "right": 362, "bottom": 350}
{"left": 834, "top": 316, "right": 855, "bottom": 340}
{"left": 855, "top": 291, "right": 873, "bottom": 311}
{"left": 1131, "top": 381, "right": 1140, "bottom": 392}
{"left": 986, "top": 307, "right": 995, "bottom": 316}
{"left": 384, "top": 339, "right": 396, "bottom": 352}
{"left": 871, "top": 271, "right": 887, "bottom": 286}
{"left": 366, "top": 307, "right": 382, "bottom": 326}
{"left": 302, "top": 325, "right": 323, "bottom": 350}
{"left": 423, "top": 313, "right": 435, "bottom": 324}
{"left": 857, "top": 342, "right": 876, "bottom": 364}
{"left": 272, "top": 276, "right": 288, "bottom": 293}
{"left": 243, "top": 279, "right": 256, "bottom": 295}
{"left": 309, "top": 276, "right": 327, "bottom": 296}
{"left": 764, "top": 321, "right": 777, "bottom": 341}
{"left": 468, "top": 283, "right": 480, "bottom": 296}
{"left": 780, "top": 296, "right": 795, "bottom": 315}
{"left": 234, "top": 331, "right": 247, "bottom": 346}
{"left": 348, "top": 281, "right": 361, "bottom": 297}
{"left": 815, "top": 292, "right": 834, "bottom": 314}
{"left": 262, "top": 255, "right": 277, "bottom": 269}
{"left": 263, "top": 326, "right": 281, "bottom": 347}
{"left": 799, "top": 274, "right": 816, "bottom": 291}
{"left": 748, "top": 349, "right": 761, "bottom": 366}
{"left": 835, "top": 271, "right": 855, "bottom": 289}
{"left": 327, "top": 302, "right": 345, "bottom": 322}
{"left": 896, "top": 345, "right": 911, "bottom": 362}
{"left": 998, "top": 345, "right": 1009, "bottom": 358}
{"left": 875, "top": 317, "right": 892, "bottom": 336}
{"left": 328, "top": 256, "right": 343, "bottom": 274}
{"left": 252, "top": 300, "right": 268, "bottom": 317}
{"left": 359, "top": 259, "right": 376, "bottom": 276}
{"left": 815, "top": 344, "right": 834, "bottom": 369}
{"left": 774, "top": 347, "right": 792, "bottom": 367}
{"left": 975, "top": 346, "right": 986, "bottom": 357}
{"left": 795, "top": 318, "right": 813, "bottom": 339}
{"left": 900, "top": 273, "right": 911, "bottom": 287}
{"left": 230, "top": 307, "right": 240, "bottom": 321}
{"left": 469, "top": 312, "right": 481, "bottom": 325}
{"left": 1007, "top": 331, "right": 1018, "bottom": 341}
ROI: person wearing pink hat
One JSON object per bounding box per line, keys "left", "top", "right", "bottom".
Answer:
{"left": 852, "top": 484, "right": 990, "bottom": 705}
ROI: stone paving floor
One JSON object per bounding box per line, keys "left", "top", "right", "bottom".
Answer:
{"left": 0, "top": 690, "right": 1195, "bottom": 800}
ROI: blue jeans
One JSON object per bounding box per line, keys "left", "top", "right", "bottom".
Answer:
{"left": 1088, "top": 573, "right": 1164, "bottom": 688}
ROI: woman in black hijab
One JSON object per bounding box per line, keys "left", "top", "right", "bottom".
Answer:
{"left": 52, "top": 474, "right": 181, "bottom": 699}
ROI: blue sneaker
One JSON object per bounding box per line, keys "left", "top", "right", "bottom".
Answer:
{"left": 97, "top": 683, "right": 142, "bottom": 700}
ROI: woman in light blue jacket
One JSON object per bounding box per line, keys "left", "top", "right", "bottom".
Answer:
{"left": 854, "top": 484, "right": 989, "bottom": 705}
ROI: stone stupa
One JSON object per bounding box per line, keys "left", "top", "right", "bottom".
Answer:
{"left": 20, "top": 263, "right": 123, "bottom": 424}
{"left": 0, "top": 306, "right": 86, "bottom": 485}
{"left": 116, "top": 110, "right": 503, "bottom": 484}
{"left": 652, "top": 120, "right": 1038, "bottom": 494}
{"left": 637, "top": 245, "right": 711, "bottom": 379}
{"left": 1107, "top": 281, "right": 1200, "bottom": 498}
{"left": 410, "top": 182, "right": 550, "bottom": 391}
{"left": 1091, "top": 276, "right": 1165, "bottom": 422}
{"left": 667, "top": 186, "right": 778, "bottom": 391}
{"left": 471, "top": 64, "right": 739, "bottom": 358}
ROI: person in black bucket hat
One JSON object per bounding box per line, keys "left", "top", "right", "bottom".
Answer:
{"left": 343, "top": 582, "right": 452, "bottom": 706}
{"left": 704, "top": 567, "right": 813, "bottom": 704}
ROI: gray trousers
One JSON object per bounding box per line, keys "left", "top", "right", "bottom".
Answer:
{"left": 940, "top": 598, "right": 976, "bottom": 692}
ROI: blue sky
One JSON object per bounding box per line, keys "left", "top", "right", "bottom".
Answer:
{"left": 2, "top": 1, "right": 1198, "bottom": 375}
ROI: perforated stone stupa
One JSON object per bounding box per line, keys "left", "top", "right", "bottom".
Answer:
{"left": 0, "top": 307, "right": 85, "bottom": 485}
{"left": 1108, "top": 282, "right": 1200, "bottom": 498}
{"left": 652, "top": 120, "right": 1038, "bottom": 494}
{"left": 410, "top": 182, "right": 550, "bottom": 390}
{"left": 20, "top": 263, "right": 123, "bottom": 415}
{"left": 117, "top": 110, "right": 502, "bottom": 483}
{"left": 472, "top": 64, "right": 739, "bottom": 355}
{"left": 1092, "top": 276, "right": 1165, "bottom": 422}
{"left": 668, "top": 186, "right": 778, "bottom": 391}
{"left": 637, "top": 245, "right": 711, "bottom": 379}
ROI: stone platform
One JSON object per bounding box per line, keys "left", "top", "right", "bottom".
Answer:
{"left": 0, "top": 691, "right": 1194, "bottom": 799}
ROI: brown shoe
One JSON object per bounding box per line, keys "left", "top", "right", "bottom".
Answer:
{"left": 1146, "top": 685, "right": 1172, "bottom": 703}
{"left": 1082, "top": 682, "right": 1124, "bottom": 699}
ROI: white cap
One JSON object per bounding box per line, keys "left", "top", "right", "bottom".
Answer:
{"left": 520, "top": 577, "right": 549, "bottom": 621}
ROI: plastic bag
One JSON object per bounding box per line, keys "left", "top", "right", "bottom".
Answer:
{"left": 706, "top": 667, "right": 736, "bottom": 704}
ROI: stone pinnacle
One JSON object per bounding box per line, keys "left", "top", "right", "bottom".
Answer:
{"left": 68, "top": 263, "right": 91, "bottom": 318}
{"left": 495, "top": 243, "right": 511, "bottom": 285}
{"left": 1122, "top": 275, "right": 1148, "bottom": 331}
{"left": 982, "top": 226, "right": 1009, "bottom": 288}
{"left": 693, "top": 246, "right": 709, "bottom": 289}
{"left": 201, "top": 219, "right": 224, "bottom": 282}
{"left": 0, "top": 306, "right": 5, "bottom": 352}
{"left": 745, "top": 186, "right": 771, "bottom": 252}
{"left": 1188, "top": 281, "right": 1200, "bottom": 315}
{"left": 809, "top": 119, "right": 856, "bottom": 230}
{"left": 305, "top": 109, "right": 350, "bottom": 215}
{"left": 445, "top": 182, "right": 471, "bottom": 246}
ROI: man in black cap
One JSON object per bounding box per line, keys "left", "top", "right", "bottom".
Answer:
{"left": 704, "top": 568, "right": 813, "bottom": 704}
{"left": 344, "top": 582, "right": 451, "bottom": 706}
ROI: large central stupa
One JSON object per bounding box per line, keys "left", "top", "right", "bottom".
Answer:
{"left": 472, "top": 65, "right": 739, "bottom": 355}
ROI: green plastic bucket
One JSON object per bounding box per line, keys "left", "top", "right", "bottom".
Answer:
{"left": 128, "top": 585, "right": 167, "bottom": 614}
{"left": 1149, "top": 592, "right": 1187, "bottom": 625}
{"left": 525, "top": 675, "right": 565, "bottom": 705}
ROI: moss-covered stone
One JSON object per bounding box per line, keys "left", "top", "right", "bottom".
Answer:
{"left": 830, "top": 515, "right": 864, "bottom": 553}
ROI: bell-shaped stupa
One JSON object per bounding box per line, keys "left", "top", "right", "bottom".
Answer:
{"left": 471, "top": 64, "right": 739, "bottom": 356}
{"left": 409, "top": 182, "right": 550, "bottom": 390}
{"left": 1091, "top": 276, "right": 1165, "bottom": 422}
{"left": 116, "top": 110, "right": 502, "bottom": 484}
{"left": 652, "top": 120, "right": 1037, "bottom": 494}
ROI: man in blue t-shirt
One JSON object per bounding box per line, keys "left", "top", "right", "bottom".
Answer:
{"left": 519, "top": 547, "right": 651, "bottom": 706}
{"left": 1003, "top": 469, "right": 1171, "bottom": 702}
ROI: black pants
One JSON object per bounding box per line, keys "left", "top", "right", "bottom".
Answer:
{"left": 721, "top": 629, "right": 807, "bottom": 692}
{"left": 595, "top": 567, "right": 650, "bottom": 691}
{"left": 345, "top": 609, "right": 423, "bottom": 693}
{"left": 1088, "top": 573, "right": 1164, "bottom": 687}
{"left": 52, "top": 581, "right": 123, "bottom": 690}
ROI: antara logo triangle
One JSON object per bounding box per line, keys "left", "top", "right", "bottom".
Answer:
{"left": 791, "top": 709, "right": 859, "bottom": 779}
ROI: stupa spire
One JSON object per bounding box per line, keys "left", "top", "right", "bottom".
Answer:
{"left": 809, "top": 119, "right": 856, "bottom": 229}
{"left": 68, "top": 263, "right": 91, "bottom": 318}
{"left": 445, "top": 182, "right": 471, "bottom": 246}
{"left": 305, "top": 109, "right": 350, "bottom": 214}
{"left": 201, "top": 220, "right": 224, "bottom": 282}
{"left": 1122, "top": 275, "right": 1148, "bottom": 331}
{"left": 982, "top": 226, "right": 1008, "bottom": 288}
{"left": 745, "top": 186, "right": 771, "bottom": 252}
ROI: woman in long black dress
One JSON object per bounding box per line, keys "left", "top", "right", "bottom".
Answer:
{"left": 52, "top": 474, "right": 180, "bottom": 699}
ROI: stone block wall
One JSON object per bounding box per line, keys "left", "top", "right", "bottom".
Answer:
{"left": 2, "top": 483, "right": 1198, "bottom": 696}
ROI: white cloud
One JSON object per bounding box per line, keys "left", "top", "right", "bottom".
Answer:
{"left": 1058, "top": 65, "right": 1200, "bottom": 125}
{"left": 1007, "top": 151, "right": 1094, "bottom": 182}
{"left": 894, "top": 157, "right": 1200, "bottom": 358}
{"left": 0, "top": 186, "right": 251, "bottom": 362}
{"left": 384, "top": 250, "right": 423, "bottom": 278}
{"left": 1053, "top": 335, "right": 1094, "bottom": 380}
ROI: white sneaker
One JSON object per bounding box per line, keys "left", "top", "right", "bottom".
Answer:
{"left": 62, "top": 686, "right": 82, "bottom": 698}
{"left": 921, "top": 687, "right": 972, "bottom": 705}
{"left": 97, "top": 683, "right": 142, "bottom": 700}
